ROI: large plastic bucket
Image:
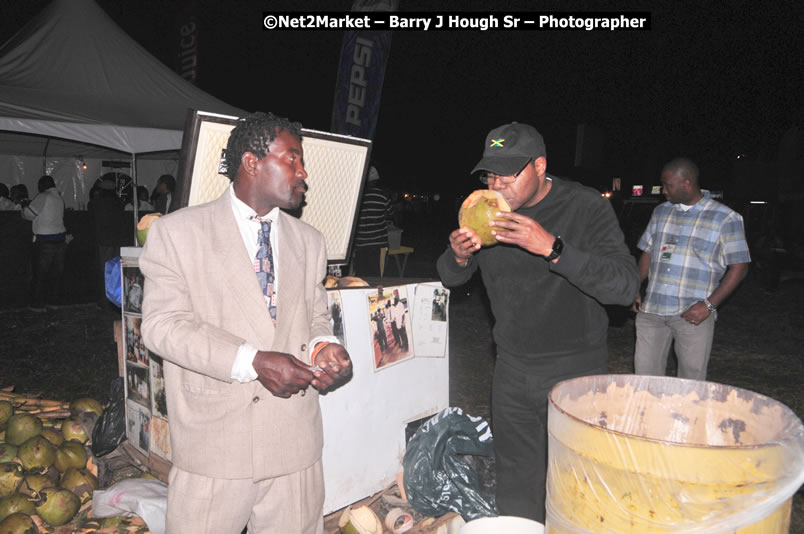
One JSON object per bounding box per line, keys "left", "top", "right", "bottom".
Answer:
{"left": 546, "top": 375, "right": 804, "bottom": 533}
{"left": 462, "top": 516, "right": 545, "bottom": 534}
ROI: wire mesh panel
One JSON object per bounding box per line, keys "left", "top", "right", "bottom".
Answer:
{"left": 186, "top": 120, "right": 233, "bottom": 207}
{"left": 301, "top": 134, "right": 369, "bottom": 263}
{"left": 178, "top": 110, "right": 371, "bottom": 264}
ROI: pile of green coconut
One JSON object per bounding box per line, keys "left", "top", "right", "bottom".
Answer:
{"left": 0, "top": 396, "right": 115, "bottom": 532}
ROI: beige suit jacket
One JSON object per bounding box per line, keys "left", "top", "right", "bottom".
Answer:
{"left": 140, "top": 192, "right": 332, "bottom": 480}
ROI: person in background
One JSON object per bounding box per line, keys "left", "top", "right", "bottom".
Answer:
{"left": 436, "top": 122, "right": 639, "bottom": 523}
{"left": 140, "top": 111, "right": 352, "bottom": 534}
{"left": 21, "top": 175, "right": 67, "bottom": 311}
{"left": 389, "top": 289, "right": 409, "bottom": 351}
{"left": 9, "top": 184, "right": 29, "bottom": 207}
{"left": 0, "top": 183, "right": 20, "bottom": 210}
{"left": 372, "top": 308, "right": 388, "bottom": 353}
{"left": 153, "top": 174, "right": 177, "bottom": 214}
{"left": 89, "top": 176, "right": 127, "bottom": 311}
{"left": 125, "top": 185, "right": 155, "bottom": 211}
{"left": 352, "top": 165, "right": 392, "bottom": 277}
{"left": 633, "top": 157, "right": 750, "bottom": 380}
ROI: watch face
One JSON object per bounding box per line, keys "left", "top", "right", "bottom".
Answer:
{"left": 553, "top": 237, "right": 564, "bottom": 255}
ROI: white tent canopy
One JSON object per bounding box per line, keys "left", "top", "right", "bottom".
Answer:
{"left": 0, "top": 0, "right": 244, "bottom": 155}
{"left": 0, "top": 0, "right": 245, "bottom": 208}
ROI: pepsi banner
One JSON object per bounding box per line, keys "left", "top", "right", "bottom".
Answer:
{"left": 331, "top": 29, "right": 393, "bottom": 140}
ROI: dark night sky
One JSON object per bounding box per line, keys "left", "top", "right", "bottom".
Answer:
{"left": 1, "top": 0, "right": 801, "bottom": 200}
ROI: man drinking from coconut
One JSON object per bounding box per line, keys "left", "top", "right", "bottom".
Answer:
{"left": 140, "top": 112, "right": 352, "bottom": 534}
{"left": 436, "top": 122, "right": 638, "bottom": 523}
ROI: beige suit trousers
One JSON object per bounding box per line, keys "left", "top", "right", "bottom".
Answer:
{"left": 166, "top": 460, "right": 325, "bottom": 534}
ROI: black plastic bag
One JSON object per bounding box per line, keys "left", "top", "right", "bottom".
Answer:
{"left": 91, "top": 377, "right": 127, "bottom": 457}
{"left": 403, "top": 407, "right": 498, "bottom": 521}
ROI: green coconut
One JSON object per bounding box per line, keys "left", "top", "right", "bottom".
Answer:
{"left": 38, "top": 429, "right": 62, "bottom": 448}
{"left": 17, "top": 475, "right": 52, "bottom": 498}
{"left": 0, "top": 494, "right": 36, "bottom": 522}
{"left": 16, "top": 437, "right": 55, "bottom": 473}
{"left": 0, "top": 402, "right": 13, "bottom": 429}
{"left": 53, "top": 442, "right": 87, "bottom": 473}
{"left": 60, "top": 420, "right": 88, "bottom": 445}
{"left": 137, "top": 213, "right": 162, "bottom": 246}
{"left": 68, "top": 398, "right": 103, "bottom": 419}
{"left": 100, "top": 516, "right": 127, "bottom": 528}
{"left": 338, "top": 506, "right": 383, "bottom": 534}
{"left": 458, "top": 189, "right": 512, "bottom": 246}
{"left": 3, "top": 416, "right": 41, "bottom": 448}
{"left": 0, "top": 446, "right": 16, "bottom": 464}
{"left": 0, "top": 464, "right": 24, "bottom": 498}
{"left": 0, "top": 512, "right": 38, "bottom": 534}
{"left": 34, "top": 488, "right": 80, "bottom": 527}
{"left": 59, "top": 468, "right": 98, "bottom": 504}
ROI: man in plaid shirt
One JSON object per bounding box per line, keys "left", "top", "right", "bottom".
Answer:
{"left": 632, "top": 158, "right": 750, "bottom": 380}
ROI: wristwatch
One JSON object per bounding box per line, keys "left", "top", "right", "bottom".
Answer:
{"left": 545, "top": 235, "right": 564, "bottom": 261}
{"left": 703, "top": 298, "right": 716, "bottom": 313}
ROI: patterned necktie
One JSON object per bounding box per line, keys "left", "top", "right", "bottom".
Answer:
{"left": 254, "top": 219, "right": 277, "bottom": 322}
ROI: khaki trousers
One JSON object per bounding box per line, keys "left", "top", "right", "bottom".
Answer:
{"left": 634, "top": 311, "right": 716, "bottom": 380}
{"left": 166, "top": 460, "right": 325, "bottom": 534}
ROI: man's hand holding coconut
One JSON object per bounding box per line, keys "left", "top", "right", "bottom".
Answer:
{"left": 450, "top": 123, "right": 561, "bottom": 265}
{"left": 490, "top": 211, "right": 562, "bottom": 263}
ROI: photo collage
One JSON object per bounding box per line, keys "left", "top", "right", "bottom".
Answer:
{"left": 121, "top": 261, "right": 170, "bottom": 460}
{"left": 326, "top": 283, "right": 449, "bottom": 372}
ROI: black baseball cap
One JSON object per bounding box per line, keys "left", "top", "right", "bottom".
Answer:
{"left": 471, "top": 122, "right": 547, "bottom": 176}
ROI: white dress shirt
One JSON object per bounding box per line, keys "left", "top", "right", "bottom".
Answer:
{"left": 227, "top": 185, "right": 337, "bottom": 383}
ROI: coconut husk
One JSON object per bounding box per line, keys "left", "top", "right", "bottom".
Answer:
{"left": 31, "top": 498, "right": 149, "bottom": 533}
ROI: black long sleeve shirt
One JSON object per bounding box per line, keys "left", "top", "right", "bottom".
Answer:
{"left": 437, "top": 177, "right": 639, "bottom": 358}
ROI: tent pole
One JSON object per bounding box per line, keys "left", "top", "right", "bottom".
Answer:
{"left": 42, "top": 138, "right": 50, "bottom": 175}
{"left": 131, "top": 153, "right": 139, "bottom": 246}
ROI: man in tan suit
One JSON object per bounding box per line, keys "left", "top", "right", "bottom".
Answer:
{"left": 140, "top": 112, "right": 352, "bottom": 534}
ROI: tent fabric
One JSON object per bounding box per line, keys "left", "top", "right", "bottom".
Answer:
{"left": 0, "top": 129, "right": 178, "bottom": 159}
{"left": 0, "top": 117, "right": 182, "bottom": 156}
{"left": 0, "top": 0, "right": 245, "bottom": 155}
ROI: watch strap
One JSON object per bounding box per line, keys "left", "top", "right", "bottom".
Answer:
{"left": 546, "top": 235, "right": 563, "bottom": 261}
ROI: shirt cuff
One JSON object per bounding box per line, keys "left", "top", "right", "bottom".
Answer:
{"left": 231, "top": 343, "right": 259, "bottom": 383}
{"left": 548, "top": 241, "right": 585, "bottom": 280}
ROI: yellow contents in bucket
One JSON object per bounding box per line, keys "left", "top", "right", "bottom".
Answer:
{"left": 545, "top": 375, "right": 804, "bottom": 533}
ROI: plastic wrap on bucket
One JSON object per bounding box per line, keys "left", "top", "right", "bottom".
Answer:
{"left": 546, "top": 375, "right": 804, "bottom": 533}
{"left": 462, "top": 516, "right": 544, "bottom": 534}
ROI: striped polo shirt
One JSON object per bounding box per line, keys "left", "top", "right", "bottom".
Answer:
{"left": 355, "top": 185, "right": 391, "bottom": 248}
{"left": 638, "top": 190, "right": 751, "bottom": 316}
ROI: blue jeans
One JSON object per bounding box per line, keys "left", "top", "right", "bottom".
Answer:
{"left": 31, "top": 240, "right": 66, "bottom": 307}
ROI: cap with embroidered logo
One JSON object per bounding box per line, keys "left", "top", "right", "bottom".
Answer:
{"left": 471, "top": 122, "right": 546, "bottom": 176}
